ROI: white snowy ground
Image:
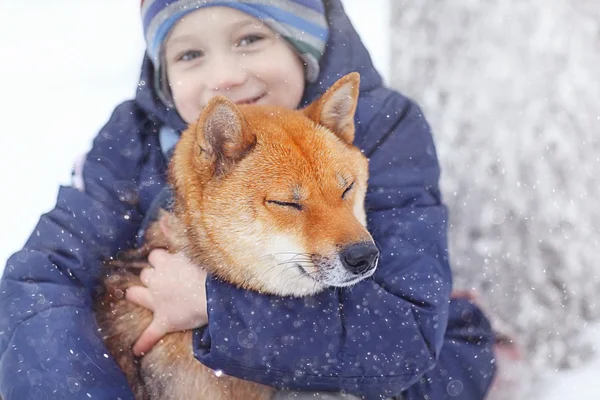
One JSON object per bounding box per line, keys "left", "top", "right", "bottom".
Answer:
{"left": 538, "top": 322, "right": 600, "bottom": 399}
{"left": 0, "top": 0, "right": 595, "bottom": 398}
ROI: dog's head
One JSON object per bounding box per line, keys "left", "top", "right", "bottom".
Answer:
{"left": 169, "top": 72, "right": 378, "bottom": 296}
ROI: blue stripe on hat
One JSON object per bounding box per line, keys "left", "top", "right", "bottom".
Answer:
{"left": 143, "top": 0, "right": 171, "bottom": 33}
{"left": 250, "top": 4, "right": 328, "bottom": 38}
{"left": 148, "top": 2, "right": 328, "bottom": 62}
{"left": 143, "top": 0, "right": 326, "bottom": 35}
{"left": 286, "top": 0, "right": 325, "bottom": 13}
{"left": 149, "top": 8, "right": 194, "bottom": 58}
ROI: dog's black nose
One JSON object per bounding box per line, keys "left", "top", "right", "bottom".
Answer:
{"left": 340, "top": 242, "right": 379, "bottom": 275}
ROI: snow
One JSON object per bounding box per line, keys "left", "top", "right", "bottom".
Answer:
{"left": 390, "top": 1, "right": 600, "bottom": 398}
{"left": 539, "top": 323, "right": 600, "bottom": 400}
{"left": 1, "top": 0, "right": 597, "bottom": 398}
{"left": 0, "top": 0, "right": 145, "bottom": 271}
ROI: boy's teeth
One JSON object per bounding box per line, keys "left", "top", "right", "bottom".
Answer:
{"left": 238, "top": 95, "right": 261, "bottom": 105}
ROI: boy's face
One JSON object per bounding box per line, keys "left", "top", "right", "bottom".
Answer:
{"left": 164, "top": 7, "right": 307, "bottom": 124}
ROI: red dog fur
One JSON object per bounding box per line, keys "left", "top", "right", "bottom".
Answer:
{"left": 94, "top": 73, "right": 379, "bottom": 400}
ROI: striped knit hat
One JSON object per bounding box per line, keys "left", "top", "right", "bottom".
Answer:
{"left": 141, "top": 0, "right": 329, "bottom": 106}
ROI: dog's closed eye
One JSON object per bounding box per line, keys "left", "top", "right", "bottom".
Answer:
{"left": 266, "top": 200, "right": 303, "bottom": 211}
{"left": 342, "top": 181, "right": 355, "bottom": 199}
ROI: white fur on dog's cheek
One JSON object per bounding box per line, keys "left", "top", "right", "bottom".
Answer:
{"left": 353, "top": 189, "right": 367, "bottom": 227}
{"left": 266, "top": 234, "right": 307, "bottom": 265}
{"left": 260, "top": 233, "right": 324, "bottom": 296}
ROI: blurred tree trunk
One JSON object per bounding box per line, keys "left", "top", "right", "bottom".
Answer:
{"left": 389, "top": 0, "right": 600, "bottom": 386}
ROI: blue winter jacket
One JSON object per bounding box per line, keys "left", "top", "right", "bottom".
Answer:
{"left": 0, "top": 1, "right": 496, "bottom": 399}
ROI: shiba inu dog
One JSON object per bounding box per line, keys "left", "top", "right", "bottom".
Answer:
{"left": 94, "top": 72, "right": 379, "bottom": 400}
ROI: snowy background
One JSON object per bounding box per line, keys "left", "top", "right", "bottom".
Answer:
{"left": 390, "top": 1, "right": 600, "bottom": 398}
{"left": 0, "top": 0, "right": 598, "bottom": 398}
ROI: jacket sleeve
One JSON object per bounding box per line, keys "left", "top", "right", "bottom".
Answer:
{"left": 402, "top": 298, "right": 497, "bottom": 399}
{"left": 0, "top": 101, "right": 146, "bottom": 399}
{"left": 192, "top": 91, "right": 493, "bottom": 399}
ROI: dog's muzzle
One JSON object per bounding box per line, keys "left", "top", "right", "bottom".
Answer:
{"left": 340, "top": 242, "right": 379, "bottom": 275}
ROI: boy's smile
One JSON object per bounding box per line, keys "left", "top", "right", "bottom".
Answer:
{"left": 164, "top": 7, "right": 306, "bottom": 124}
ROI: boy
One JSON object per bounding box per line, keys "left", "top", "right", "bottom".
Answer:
{"left": 0, "top": 1, "right": 496, "bottom": 399}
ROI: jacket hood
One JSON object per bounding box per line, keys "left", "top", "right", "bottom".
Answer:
{"left": 133, "top": 0, "right": 383, "bottom": 132}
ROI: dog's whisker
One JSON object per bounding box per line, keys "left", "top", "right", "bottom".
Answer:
{"left": 275, "top": 260, "right": 311, "bottom": 266}
{"left": 272, "top": 252, "right": 313, "bottom": 256}
{"left": 258, "top": 257, "right": 313, "bottom": 276}
{"left": 261, "top": 261, "right": 310, "bottom": 279}
{"left": 264, "top": 260, "right": 311, "bottom": 274}
{"left": 258, "top": 252, "right": 313, "bottom": 261}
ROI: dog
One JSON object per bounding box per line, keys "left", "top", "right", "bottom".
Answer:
{"left": 94, "top": 72, "right": 379, "bottom": 400}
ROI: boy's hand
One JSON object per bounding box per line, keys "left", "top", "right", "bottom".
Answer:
{"left": 126, "top": 249, "right": 208, "bottom": 356}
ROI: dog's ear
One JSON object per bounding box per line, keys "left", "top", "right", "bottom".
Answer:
{"left": 196, "top": 96, "right": 256, "bottom": 175}
{"left": 304, "top": 72, "right": 360, "bottom": 144}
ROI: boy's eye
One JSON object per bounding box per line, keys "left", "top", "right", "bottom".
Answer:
{"left": 178, "top": 50, "right": 204, "bottom": 62}
{"left": 237, "top": 34, "right": 264, "bottom": 47}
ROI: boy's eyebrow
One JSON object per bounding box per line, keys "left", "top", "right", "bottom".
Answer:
{"left": 166, "top": 18, "right": 266, "bottom": 48}
{"left": 231, "top": 18, "right": 266, "bottom": 31}
{"left": 166, "top": 34, "right": 197, "bottom": 47}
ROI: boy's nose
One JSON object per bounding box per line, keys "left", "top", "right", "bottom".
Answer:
{"left": 208, "top": 57, "right": 248, "bottom": 92}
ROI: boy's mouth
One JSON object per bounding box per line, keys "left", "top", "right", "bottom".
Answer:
{"left": 235, "top": 93, "right": 266, "bottom": 105}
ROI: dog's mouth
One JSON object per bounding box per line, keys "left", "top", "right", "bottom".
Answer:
{"left": 336, "top": 267, "right": 376, "bottom": 286}
{"left": 295, "top": 263, "right": 376, "bottom": 287}
{"left": 296, "top": 264, "right": 319, "bottom": 282}
{"left": 235, "top": 93, "right": 266, "bottom": 105}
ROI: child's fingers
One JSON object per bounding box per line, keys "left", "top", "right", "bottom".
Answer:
{"left": 133, "top": 319, "right": 167, "bottom": 356}
{"left": 450, "top": 289, "right": 479, "bottom": 302}
{"left": 139, "top": 266, "right": 155, "bottom": 286}
{"left": 148, "top": 248, "right": 169, "bottom": 268}
{"left": 126, "top": 286, "right": 155, "bottom": 311}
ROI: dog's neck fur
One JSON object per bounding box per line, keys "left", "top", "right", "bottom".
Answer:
{"left": 137, "top": 208, "right": 266, "bottom": 293}
{"left": 134, "top": 72, "right": 365, "bottom": 297}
